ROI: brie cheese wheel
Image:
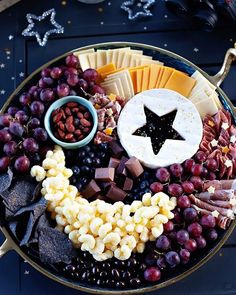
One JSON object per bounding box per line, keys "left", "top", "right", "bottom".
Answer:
{"left": 117, "top": 89, "right": 203, "bottom": 168}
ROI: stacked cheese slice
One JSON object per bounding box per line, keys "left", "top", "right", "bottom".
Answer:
{"left": 189, "top": 71, "right": 222, "bottom": 118}
{"left": 74, "top": 47, "right": 163, "bottom": 72}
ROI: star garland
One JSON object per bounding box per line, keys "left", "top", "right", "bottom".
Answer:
{"left": 121, "top": 0, "right": 156, "bottom": 20}
{"left": 22, "top": 8, "right": 64, "bottom": 47}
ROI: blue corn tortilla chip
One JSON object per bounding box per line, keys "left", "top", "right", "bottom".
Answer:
{"left": 0, "top": 168, "right": 13, "bottom": 193}
{"left": 20, "top": 213, "right": 34, "bottom": 247}
{"left": 0, "top": 176, "right": 38, "bottom": 213}
{"left": 38, "top": 227, "right": 77, "bottom": 264}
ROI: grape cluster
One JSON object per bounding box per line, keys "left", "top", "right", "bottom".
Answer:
{"left": 0, "top": 54, "right": 105, "bottom": 174}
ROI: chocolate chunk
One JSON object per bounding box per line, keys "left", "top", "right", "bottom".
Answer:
{"left": 109, "top": 141, "right": 124, "bottom": 158}
{"left": 123, "top": 177, "right": 134, "bottom": 191}
{"left": 116, "top": 156, "right": 128, "bottom": 175}
{"left": 125, "top": 156, "right": 144, "bottom": 178}
{"left": 91, "top": 194, "right": 109, "bottom": 202}
{"left": 106, "top": 185, "right": 127, "bottom": 202}
{"left": 95, "top": 168, "right": 115, "bottom": 182}
{"left": 108, "top": 157, "right": 120, "bottom": 169}
{"left": 82, "top": 180, "right": 101, "bottom": 199}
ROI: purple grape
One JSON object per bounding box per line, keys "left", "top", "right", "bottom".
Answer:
{"left": 190, "top": 176, "right": 203, "bottom": 191}
{"left": 57, "top": 83, "right": 70, "bottom": 97}
{"left": 33, "top": 128, "right": 48, "bottom": 141}
{"left": 155, "top": 167, "right": 170, "bottom": 183}
{"left": 64, "top": 67, "right": 78, "bottom": 77}
{"left": 183, "top": 208, "right": 197, "bottom": 223}
{"left": 168, "top": 183, "right": 183, "bottom": 197}
{"left": 205, "top": 229, "right": 218, "bottom": 241}
{"left": 3, "top": 141, "right": 17, "bottom": 156}
{"left": 195, "top": 151, "right": 207, "bottom": 163}
{"left": 184, "top": 159, "right": 195, "bottom": 172}
{"left": 0, "top": 156, "right": 10, "bottom": 172}
{"left": 29, "top": 85, "right": 38, "bottom": 95}
{"left": 67, "top": 74, "right": 79, "bottom": 87}
{"left": 191, "top": 164, "right": 204, "bottom": 176}
{"left": 179, "top": 248, "right": 190, "bottom": 264}
{"left": 82, "top": 69, "right": 98, "bottom": 82}
{"left": 208, "top": 172, "right": 216, "bottom": 180}
{"left": 14, "top": 156, "right": 30, "bottom": 173}
{"left": 0, "top": 129, "right": 12, "bottom": 142}
{"left": 182, "top": 181, "right": 195, "bottom": 194}
{"left": 196, "top": 236, "right": 207, "bottom": 249}
{"left": 170, "top": 163, "right": 183, "bottom": 178}
{"left": 90, "top": 84, "right": 105, "bottom": 95}
{"left": 23, "top": 138, "right": 39, "bottom": 154}
{"left": 205, "top": 158, "right": 218, "bottom": 171}
{"left": 9, "top": 122, "right": 24, "bottom": 137}
{"left": 144, "top": 252, "right": 158, "bottom": 266}
{"left": 19, "top": 93, "right": 31, "bottom": 106}
{"left": 176, "top": 230, "right": 189, "bottom": 245}
{"left": 65, "top": 54, "right": 79, "bottom": 68}
{"left": 156, "top": 235, "right": 170, "bottom": 250}
{"left": 201, "top": 167, "right": 208, "bottom": 178}
{"left": 200, "top": 214, "right": 216, "bottom": 229}
{"left": 184, "top": 239, "right": 197, "bottom": 252}
{"left": 156, "top": 257, "right": 167, "bottom": 269}
{"left": 15, "top": 111, "right": 29, "bottom": 123}
{"left": 41, "top": 68, "right": 51, "bottom": 77}
{"left": 150, "top": 182, "right": 163, "bottom": 193}
{"left": 40, "top": 88, "right": 55, "bottom": 102}
{"left": 165, "top": 251, "right": 180, "bottom": 267}
{"left": 77, "top": 78, "right": 88, "bottom": 92}
{"left": 28, "top": 118, "right": 40, "bottom": 129}
{"left": 0, "top": 114, "right": 12, "bottom": 127}
{"left": 50, "top": 67, "right": 62, "bottom": 79}
{"left": 187, "top": 222, "right": 202, "bottom": 238}
{"left": 177, "top": 195, "right": 191, "bottom": 209}
{"left": 7, "top": 106, "right": 19, "bottom": 116}
{"left": 30, "top": 101, "right": 45, "bottom": 117}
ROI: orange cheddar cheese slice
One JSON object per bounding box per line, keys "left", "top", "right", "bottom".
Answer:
{"left": 148, "top": 64, "right": 162, "bottom": 89}
{"left": 141, "top": 67, "right": 150, "bottom": 92}
{"left": 159, "top": 67, "right": 174, "bottom": 88}
{"left": 97, "top": 63, "right": 116, "bottom": 75}
{"left": 129, "top": 70, "right": 137, "bottom": 94}
{"left": 136, "top": 69, "right": 143, "bottom": 93}
{"left": 164, "top": 70, "right": 196, "bottom": 97}
{"left": 155, "top": 66, "right": 164, "bottom": 88}
{"left": 101, "top": 67, "right": 125, "bottom": 79}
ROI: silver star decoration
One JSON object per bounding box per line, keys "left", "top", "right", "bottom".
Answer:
{"left": 19, "top": 72, "right": 25, "bottom": 77}
{"left": 0, "top": 63, "right": 5, "bottom": 68}
{"left": 22, "top": 8, "right": 64, "bottom": 47}
{"left": 0, "top": 90, "right": 6, "bottom": 95}
{"left": 121, "top": 0, "right": 156, "bottom": 20}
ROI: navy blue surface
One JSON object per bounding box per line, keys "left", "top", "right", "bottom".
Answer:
{"left": 0, "top": 0, "right": 236, "bottom": 294}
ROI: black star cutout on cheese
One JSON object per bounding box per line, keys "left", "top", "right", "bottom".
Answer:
{"left": 133, "top": 106, "right": 185, "bottom": 155}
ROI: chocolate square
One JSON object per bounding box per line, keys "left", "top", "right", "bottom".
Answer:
{"left": 116, "top": 156, "right": 128, "bottom": 175}
{"left": 123, "top": 177, "right": 134, "bottom": 191}
{"left": 95, "top": 168, "right": 115, "bottom": 182}
{"left": 106, "top": 185, "right": 127, "bottom": 202}
{"left": 82, "top": 180, "right": 101, "bottom": 199}
{"left": 125, "top": 156, "right": 144, "bottom": 178}
{"left": 109, "top": 141, "right": 124, "bottom": 158}
{"left": 108, "top": 157, "right": 120, "bottom": 169}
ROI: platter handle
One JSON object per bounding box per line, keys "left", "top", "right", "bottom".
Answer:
{"left": 0, "top": 238, "right": 13, "bottom": 258}
{"left": 210, "top": 46, "right": 236, "bottom": 87}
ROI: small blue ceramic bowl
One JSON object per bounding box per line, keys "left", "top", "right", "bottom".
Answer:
{"left": 44, "top": 96, "right": 98, "bottom": 149}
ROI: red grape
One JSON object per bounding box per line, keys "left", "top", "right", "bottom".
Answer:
{"left": 144, "top": 267, "right": 161, "bottom": 282}
{"left": 67, "top": 74, "right": 79, "bottom": 87}
{"left": 190, "top": 176, "right": 203, "bottom": 190}
{"left": 50, "top": 67, "right": 62, "bottom": 79}
{"left": 150, "top": 182, "right": 163, "bottom": 193}
{"left": 170, "top": 163, "right": 183, "bottom": 178}
{"left": 33, "top": 128, "right": 48, "bottom": 141}
{"left": 191, "top": 164, "right": 203, "bottom": 176}
{"left": 90, "top": 85, "right": 106, "bottom": 95}
{"left": 19, "top": 93, "right": 31, "bottom": 106}
{"left": 30, "top": 101, "right": 45, "bottom": 117}
{"left": 14, "top": 156, "right": 30, "bottom": 173}
{"left": 0, "top": 129, "right": 12, "bottom": 142}
{"left": 9, "top": 122, "right": 24, "bottom": 137}
{"left": 182, "top": 181, "right": 194, "bottom": 194}
{"left": 205, "top": 158, "right": 218, "bottom": 171}
{"left": 184, "top": 239, "right": 197, "bottom": 252}
{"left": 82, "top": 69, "right": 99, "bottom": 82}
{"left": 184, "top": 159, "right": 195, "bottom": 172}
{"left": 179, "top": 248, "right": 190, "bottom": 264}
{"left": 196, "top": 236, "right": 207, "bottom": 249}
{"left": 195, "top": 151, "right": 207, "bottom": 163}
{"left": 57, "top": 83, "right": 70, "bottom": 97}
{"left": 3, "top": 141, "right": 17, "bottom": 156}
{"left": 200, "top": 214, "right": 216, "bottom": 229}
{"left": 0, "top": 114, "right": 12, "bottom": 127}
{"left": 41, "top": 68, "right": 51, "bottom": 77}
{"left": 168, "top": 183, "right": 183, "bottom": 197}
{"left": 155, "top": 167, "right": 170, "bottom": 183}
{"left": 183, "top": 208, "right": 197, "bottom": 222}
{"left": 23, "top": 138, "right": 39, "bottom": 154}
{"left": 0, "top": 156, "right": 10, "bottom": 172}
{"left": 176, "top": 229, "right": 189, "bottom": 245}
{"left": 165, "top": 251, "right": 180, "bottom": 266}
{"left": 163, "top": 221, "right": 174, "bottom": 232}
{"left": 187, "top": 222, "right": 202, "bottom": 238}
{"left": 177, "top": 195, "right": 191, "bottom": 209}
{"left": 156, "top": 235, "right": 170, "bottom": 250}
{"left": 65, "top": 54, "right": 79, "bottom": 68}
{"left": 40, "top": 88, "right": 55, "bottom": 102}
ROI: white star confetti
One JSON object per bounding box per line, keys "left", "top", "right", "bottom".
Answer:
{"left": 108, "top": 2, "right": 112, "bottom": 5}
{"left": 22, "top": 8, "right": 64, "bottom": 47}
{"left": 222, "top": 122, "right": 229, "bottom": 130}
{"left": 0, "top": 63, "right": 5, "bottom": 68}
{"left": 19, "top": 59, "right": 23, "bottom": 63}
{"left": 11, "top": 76, "right": 15, "bottom": 80}
{"left": 212, "top": 210, "right": 219, "bottom": 218}
{"left": 24, "top": 270, "right": 30, "bottom": 275}
{"left": 6, "top": 50, "right": 11, "bottom": 55}
{"left": 230, "top": 135, "right": 236, "bottom": 144}
{"left": 8, "top": 35, "right": 14, "bottom": 40}
{"left": 207, "top": 186, "right": 215, "bottom": 194}
{"left": 7, "top": 56, "right": 10, "bottom": 60}
{"left": 19, "top": 72, "right": 25, "bottom": 77}
{"left": 121, "top": 0, "right": 156, "bottom": 20}
{"left": 224, "top": 159, "right": 233, "bottom": 168}
{"left": 193, "top": 48, "right": 199, "bottom": 52}
{"left": 164, "top": 43, "right": 168, "bottom": 47}
{"left": 210, "top": 139, "right": 218, "bottom": 147}
{"left": 0, "top": 90, "right": 6, "bottom": 95}
{"left": 164, "top": 14, "right": 168, "bottom": 18}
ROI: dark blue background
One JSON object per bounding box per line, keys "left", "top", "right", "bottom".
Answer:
{"left": 0, "top": 0, "right": 236, "bottom": 294}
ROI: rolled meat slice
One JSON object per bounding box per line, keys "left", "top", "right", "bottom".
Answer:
{"left": 197, "top": 190, "right": 234, "bottom": 201}
{"left": 206, "top": 200, "right": 232, "bottom": 209}
{"left": 203, "top": 180, "right": 236, "bottom": 191}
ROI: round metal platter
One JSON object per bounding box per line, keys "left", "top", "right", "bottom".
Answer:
{"left": 0, "top": 42, "right": 236, "bottom": 294}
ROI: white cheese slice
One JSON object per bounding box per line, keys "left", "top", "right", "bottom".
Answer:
{"left": 117, "top": 89, "right": 203, "bottom": 168}
{"left": 140, "top": 59, "right": 164, "bottom": 66}
{"left": 96, "top": 50, "right": 107, "bottom": 68}
{"left": 111, "top": 48, "right": 130, "bottom": 67}
{"left": 100, "top": 81, "right": 119, "bottom": 96}
{"left": 130, "top": 54, "right": 152, "bottom": 67}
{"left": 78, "top": 53, "right": 91, "bottom": 71}
{"left": 87, "top": 53, "right": 97, "bottom": 69}
{"left": 106, "top": 50, "right": 113, "bottom": 64}
{"left": 194, "top": 95, "right": 219, "bottom": 118}
{"left": 117, "top": 49, "right": 131, "bottom": 68}
{"left": 73, "top": 48, "right": 95, "bottom": 58}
